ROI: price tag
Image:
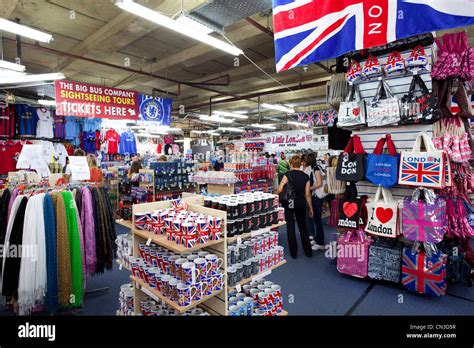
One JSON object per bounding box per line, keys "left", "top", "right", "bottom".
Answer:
{"left": 146, "top": 238, "right": 152, "bottom": 246}
{"left": 119, "top": 263, "right": 123, "bottom": 271}
{"left": 236, "top": 284, "right": 242, "bottom": 292}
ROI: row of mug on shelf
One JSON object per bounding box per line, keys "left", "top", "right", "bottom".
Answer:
{"left": 228, "top": 278, "right": 283, "bottom": 316}
{"left": 140, "top": 298, "right": 211, "bottom": 317}
{"left": 227, "top": 209, "right": 284, "bottom": 237}
{"left": 228, "top": 231, "right": 280, "bottom": 264}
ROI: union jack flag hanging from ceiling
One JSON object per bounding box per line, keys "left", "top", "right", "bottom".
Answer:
{"left": 272, "top": 0, "right": 474, "bottom": 72}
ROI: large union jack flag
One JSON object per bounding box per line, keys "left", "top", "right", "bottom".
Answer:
{"left": 401, "top": 249, "right": 447, "bottom": 296}
{"left": 273, "top": 0, "right": 474, "bottom": 72}
{"left": 399, "top": 160, "right": 442, "bottom": 188}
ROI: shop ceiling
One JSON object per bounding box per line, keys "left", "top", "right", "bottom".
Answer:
{"left": 2, "top": 0, "right": 473, "bottom": 133}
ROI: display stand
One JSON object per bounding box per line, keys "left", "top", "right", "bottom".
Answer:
{"left": 207, "top": 183, "right": 235, "bottom": 195}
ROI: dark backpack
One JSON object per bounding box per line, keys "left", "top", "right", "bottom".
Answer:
{"left": 279, "top": 172, "right": 295, "bottom": 207}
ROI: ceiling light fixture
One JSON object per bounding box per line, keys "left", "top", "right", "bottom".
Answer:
{"left": 115, "top": 0, "right": 243, "bottom": 56}
{"left": 175, "top": 11, "right": 215, "bottom": 35}
{"left": 261, "top": 103, "right": 295, "bottom": 114}
{"left": 287, "top": 120, "right": 309, "bottom": 127}
{"left": 0, "top": 18, "right": 53, "bottom": 43}
{"left": 37, "top": 99, "right": 56, "bottom": 106}
{"left": 213, "top": 110, "right": 248, "bottom": 119}
{"left": 218, "top": 127, "right": 244, "bottom": 133}
{"left": 0, "top": 60, "right": 26, "bottom": 72}
{"left": 199, "top": 116, "right": 233, "bottom": 124}
{"left": 251, "top": 123, "right": 276, "bottom": 130}
{"left": 0, "top": 72, "right": 65, "bottom": 84}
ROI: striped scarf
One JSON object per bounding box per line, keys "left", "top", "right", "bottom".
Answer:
{"left": 61, "top": 191, "right": 83, "bottom": 307}
{"left": 54, "top": 193, "right": 72, "bottom": 306}
{"left": 44, "top": 194, "right": 58, "bottom": 313}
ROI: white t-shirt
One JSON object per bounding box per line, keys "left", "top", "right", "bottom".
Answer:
{"left": 39, "top": 140, "right": 55, "bottom": 164}
{"left": 36, "top": 108, "right": 54, "bottom": 139}
{"left": 53, "top": 143, "right": 68, "bottom": 166}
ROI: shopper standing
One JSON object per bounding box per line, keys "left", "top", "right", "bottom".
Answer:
{"left": 277, "top": 156, "right": 313, "bottom": 258}
{"left": 128, "top": 153, "right": 142, "bottom": 186}
{"left": 87, "top": 154, "right": 103, "bottom": 184}
{"left": 277, "top": 153, "right": 290, "bottom": 183}
{"left": 305, "top": 153, "right": 325, "bottom": 250}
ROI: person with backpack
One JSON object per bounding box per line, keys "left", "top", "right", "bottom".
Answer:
{"left": 277, "top": 153, "right": 290, "bottom": 183}
{"left": 304, "top": 153, "right": 326, "bottom": 250}
{"left": 277, "top": 155, "right": 313, "bottom": 258}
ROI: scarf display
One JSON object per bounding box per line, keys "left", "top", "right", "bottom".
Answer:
{"left": 0, "top": 189, "right": 11, "bottom": 245}
{"left": 55, "top": 192, "right": 72, "bottom": 306}
{"left": 81, "top": 187, "right": 96, "bottom": 274}
{"left": 7, "top": 188, "right": 18, "bottom": 220}
{"left": 43, "top": 194, "right": 58, "bottom": 314}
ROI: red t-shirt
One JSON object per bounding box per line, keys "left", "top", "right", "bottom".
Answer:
{"left": 0, "top": 140, "right": 21, "bottom": 174}
{"left": 64, "top": 142, "right": 75, "bottom": 155}
{"left": 0, "top": 106, "right": 16, "bottom": 137}
{"left": 105, "top": 129, "right": 120, "bottom": 154}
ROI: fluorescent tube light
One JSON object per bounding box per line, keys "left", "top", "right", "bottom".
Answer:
{"left": 0, "top": 72, "right": 65, "bottom": 84}
{"left": 261, "top": 103, "right": 295, "bottom": 113}
{"left": 213, "top": 110, "right": 248, "bottom": 119}
{"left": 191, "top": 130, "right": 205, "bottom": 134}
{"left": 38, "top": 99, "right": 56, "bottom": 106}
{"left": 0, "top": 60, "right": 25, "bottom": 72}
{"left": 199, "top": 116, "right": 233, "bottom": 124}
{"left": 0, "top": 18, "right": 53, "bottom": 43}
{"left": 251, "top": 123, "right": 276, "bottom": 130}
{"left": 218, "top": 127, "right": 243, "bottom": 133}
{"left": 287, "top": 120, "right": 309, "bottom": 127}
{"left": 116, "top": 0, "right": 243, "bottom": 56}
{"left": 175, "top": 13, "right": 214, "bottom": 35}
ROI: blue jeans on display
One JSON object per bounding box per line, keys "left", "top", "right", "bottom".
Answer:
{"left": 311, "top": 196, "right": 325, "bottom": 246}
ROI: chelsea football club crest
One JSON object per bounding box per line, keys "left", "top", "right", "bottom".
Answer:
{"left": 138, "top": 94, "right": 172, "bottom": 125}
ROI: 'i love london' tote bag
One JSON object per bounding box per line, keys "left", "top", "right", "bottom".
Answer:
{"left": 398, "top": 132, "right": 445, "bottom": 189}
{"left": 337, "top": 84, "right": 366, "bottom": 128}
{"left": 365, "top": 134, "right": 399, "bottom": 188}
{"left": 365, "top": 186, "right": 399, "bottom": 238}
{"left": 338, "top": 183, "right": 365, "bottom": 230}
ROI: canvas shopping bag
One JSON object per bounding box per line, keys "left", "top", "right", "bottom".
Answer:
{"left": 398, "top": 132, "right": 445, "bottom": 189}
{"left": 402, "top": 187, "right": 447, "bottom": 243}
{"left": 368, "top": 238, "right": 402, "bottom": 283}
{"left": 400, "top": 74, "right": 440, "bottom": 125}
{"left": 366, "top": 79, "right": 401, "bottom": 127}
{"left": 365, "top": 134, "right": 399, "bottom": 188}
{"left": 337, "top": 84, "right": 366, "bottom": 128}
{"left": 336, "top": 135, "right": 367, "bottom": 182}
{"left": 337, "top": 230, "right": 372, "bottom": 278}
{"left": 338, "top": 183, "right": 365, "bottom": 230}
{"left": 365, "top": 186, "right": 399, "bottom": 238}
{"left": 401, "top": 244, "right": 447, "bottom": 297}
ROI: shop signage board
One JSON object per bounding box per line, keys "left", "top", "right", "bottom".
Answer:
{"left": 138, "top": 94, "right": 172, "bottom": 126}
{"left": 262, "top": 130, "right": 315, "bottom": 152}
{"left": 55, "top": 80, "right": 139, "bottom": 120}
{"left": 68, "top": 156, "right": 90, "bottom": 181}
{"left": 272, "top": 0, "right": 474, "bottom": 72}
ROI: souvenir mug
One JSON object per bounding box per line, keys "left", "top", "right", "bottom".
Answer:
{"left": 205, "top": 254, "right": 224, "bottom": 275}
{"left": 182, "top": 262, "right": 201, "bottom": 285}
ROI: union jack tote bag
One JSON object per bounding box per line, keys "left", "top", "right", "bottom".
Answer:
{"left": 398, "top": 132, "right": 445, "bottom": 189}
{"left": 401, "top": 246, "right": 447, "bottom": 297}
{"left": 402, "top": 188, "right": 447, "bottom": 243}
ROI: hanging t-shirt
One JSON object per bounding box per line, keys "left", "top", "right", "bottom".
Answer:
{"left": 156, "top": 143, "right": 163, "bottom": 154}
{"left": 95, "top": 130, "right": 101, "bottom": 150}
{"left": 53, "top": 113, "right": 66, "bottom": 139}
{"left": 15, "top": 104, "right": 38, "bottom": 136}
{"left": 39, "top": 140, "right": 55, "bottom": 164}
{"left": 172, "top": 144, "right": 180, "bottom": 154}
{"left": 36, "top": 107, "right": 54, "bottom": 139}
{"left": 65, "top": 116, "right": 81, "bottom": 146}
{"left": 164, "top": 144, "right": 172, "bottom": 155}
{"left": 53, "top": 142, "right": 68, "bottom": 166}
{"left": 105, "top": 129, "right": 120, "bottom": 154}
{"left": 163, "top": 134, "right": 174, "bottom": 144}
{"left": 83, "top": 131, "right": 97, "bottom": 154}
{"left": 0, "top": 106, "right": 16, "bottom": 137}
{"left": 0, "top": 140, "right": 20, "bottom": 174}
{"left": 82, "top": 118, "right": 102, "bottom": 132}
{"left": 120, "top": 130, "right": 137, "bottom": 155}
{"left": 64, "top": 142, "right": 75, "bottom": 156}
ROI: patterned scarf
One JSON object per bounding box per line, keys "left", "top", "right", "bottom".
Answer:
{"left": 61, "top": 191, "right": 83, "bottom": 307}
{"left": 55, "top": 193, "right": 72, "bottom": 306}
{"left": 81, "top": 187, "right": 96, "bottom": 275}
{"left": 44, "top": 194, "right": 58, "bottom": 313}
{"left": 0, "top": 189, "right": 11, "bottom": 245}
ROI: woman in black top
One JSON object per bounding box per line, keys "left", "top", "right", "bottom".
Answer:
{"left": 305, "top": 153, "right": 325, "bottom": 250}
{"left": 277, "top": 155, "right": 313, "bottom": 258}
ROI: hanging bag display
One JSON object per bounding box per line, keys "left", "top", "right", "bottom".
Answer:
{"left": 384, "top": 51, "right": 405, "bottom": 76}
{"left": 368, "top": 238, "right": 402, "bottom": 283}
{"left": 366, "top": 79, "right": 401, "bottom": 127}
{"left": 398, "top": 132, "right": 445, "bottom": 189}
{"left": 400, "top": 74, "right": 440, "bottom": 125}
{"left": 365, "top": 134, "right": 399, "bottom": 188}
{"left": 337, "top": 84, "right": 366, "bottom": 128}
{"left": 406, "top": 46, "right": 429, "bottom": 70}
{"left": 345, "top": 59, "right": 362, "bottom": 83}
{"left": 401, "top": 244, "right": 447, "bottom": 297}
{"left": 362, "top": 55, "right": 382, "bottom": 78}
{"left": 401, "top": 187, "right": 447, "bottom": 243}
{"left": 365, "top": 186, "right": 399, "bottom": 238}
{"left": 337, "top": 229, "right": 372, "bottom": 278}
{"left": 338, "top": 183, "right": 365, "bottom": 230}
{"left": 432, "top": 32, "right": 465, "bottom": 80}
{"left": 336, "top": 135, "right": 367, "bottom": 182}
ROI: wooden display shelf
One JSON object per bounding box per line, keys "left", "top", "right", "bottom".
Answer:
{"left": 115, "top": 219, "right": 133, "bottom": 229}
{"left": 229, "top": 260, "right": 287, "bottom": 290}
{"left": 133, "top": 228, "right": 224, "bottom": 253}
{"left": 131, "top": 275, "right": 223, "bottom": 314}
{"left": 227, "top": 221, "right": 287, "bottom": 244}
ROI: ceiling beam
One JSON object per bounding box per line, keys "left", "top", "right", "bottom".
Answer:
{"left": 59, "top": 0, "right": 207, "bottom": 73}
{"left": 0, "top": 0, "right": 19, "bottom": 17}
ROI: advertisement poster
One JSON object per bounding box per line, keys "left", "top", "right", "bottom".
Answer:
{"left": 68, "top": 156, "right": 90, "bottom": 181}
{"left": 262, "top": 130, "right": 315, "bottom": 152}
{"left": 55, "top": 80, "right": 139, "bottom": 119}
{"left": 138, "top": 94, "right": 172, "bottom": 126}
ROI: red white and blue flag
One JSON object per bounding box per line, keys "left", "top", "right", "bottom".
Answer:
{"left": 315, "top": 111, "right": 326, "bottom": 125}
{"left": 326, "top": 109, "right": 336, "bottom": 126}
{"left": 401, "top": 249, "right": 446, "bottom": 296}
{"left": 297, "top": 112, "right": 306, "bottom": 122}
{"left": 273, "top": 0, "right": 474, "bottom": 72}
{"left": 399, "top": 160, "right": 442, "bottom": 187}
{"left": 307, "top": 112, "right": 314, "bottom": 126}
